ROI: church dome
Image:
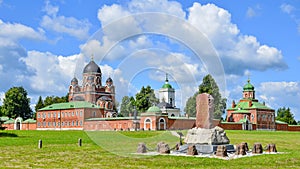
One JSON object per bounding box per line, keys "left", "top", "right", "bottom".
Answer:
{"left": 162, "top": 74, "right": 172, "bottom": 89}
{"left": 83, "top": 60, "right": 101, "bottom": 74}
{"left": 106, "top": 77, "right": 113, "bottom": 83}
{"left": 162, "top": 83, "right": 172, "bottom": 89}
{"left": 71, "top": 77, "right": 78, "bottom": 83}
{"left": 243, "top": 80, "right": 254, "bottom": 91}
{"left": 147, "top": 106, "right": 162, "bottom": 113}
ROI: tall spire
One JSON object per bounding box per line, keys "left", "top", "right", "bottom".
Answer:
{"left": 165, "top": 73, "right": 169, "bottom": 83}
{"left": 91, "top": 54, "right": 94, "bottom": 61}
{"left": 247, "top": 72, "right": 251, "bottom": 83}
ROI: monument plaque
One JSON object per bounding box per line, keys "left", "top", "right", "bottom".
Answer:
{"left": 196, "top": 93, "right": 214, "bottom": 129}
{"left": 176, "top": 93, "right": 235, "bottom": 154}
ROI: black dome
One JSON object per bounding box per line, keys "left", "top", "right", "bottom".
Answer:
{"left": 83, "top": 61, "right": 101, "bottom": 74}
{"left": 106, "top": 77, "right": 113, "bottom": 83}
{"left": 71, "top": 77, "right": 78, "bottom": 83}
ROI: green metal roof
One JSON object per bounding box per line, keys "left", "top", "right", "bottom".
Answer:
{"left": 0, "top": 116, "right": 10, "bottom": 122}
{"left": 3, "top": 119, "right": 14, "bottom": 124}
{"left": 243, "top": 80, "right": 254, "bottom": 91}
{"left": 162, "top": 74, "right": 173, "bottom": 89}
{"left": 141, "top": 106, "right": 167, "bottom": 116}
{"left": 231, "top": 109, "right": 250, "bottom": 114}
{"left": 147, "top": 106, "right": 162, "bottom": 113}
{"left": 162, "top": 83, "right": 172, "bottom": 89}
{"left": 275, "top": 120, "right": 288, "bottom": 124}
{"left": 23, "top": 119, "right": 36, "bottom": 123}
{"left": 229, "top": 100, "right": 274, "bottom": 111}
{"left": 39, "top": 101, "right": 99, "bottom": 111}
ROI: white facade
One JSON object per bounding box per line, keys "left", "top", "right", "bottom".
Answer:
{"left": 159, "top": 88, "right": 175, "bottom": 107}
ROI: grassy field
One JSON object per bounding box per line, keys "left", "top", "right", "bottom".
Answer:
{"left": 0, "top": 130, "right": 300, "bottom": 169}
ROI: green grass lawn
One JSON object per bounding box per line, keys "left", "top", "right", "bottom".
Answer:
{"left": 0, "top": 130, "right": 300, "bottom": 169}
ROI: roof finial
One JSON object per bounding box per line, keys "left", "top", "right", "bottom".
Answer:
{"left": 247, "top": 72, "right": 251, "bottom": 83}
{"left": 165, "top": 73, "right": 169, "bottom": 83}
{"left": 91, "top": 54, "right": 94, "bottom": 61}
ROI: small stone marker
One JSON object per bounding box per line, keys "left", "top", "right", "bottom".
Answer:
{"left": 38, "top": 139, "right": 42, "bottom": 149}
{"left": 175, "top": 143, "right": 180, "bottom": 150}
{"left": 215, "top": 145, "right": 228, "bottom": 157}
{"left": 266, "top": 144, "right": 277, "bottom": 153}
{"left": 137, "top": 143, "right": 147, "bottom": 153}
{"left": 252, "top": 143, "right": 263, "bottom": 154}
{"left": 242, "top": 142, "right": 249, "bottom": 152}
{"left": 235, "top": 143, "right": 247, "bottom": 155}
{"left": 157, "top": 142, "right": 170, "bottom": 154}
{"left": 196, "top": 93, "right": 214, "bottom": 129}
{"left": 187, "top": 144, "right": 198, "bottom": 155}
{"left": 78, "top": 138, "right": 82, "bottom": 147}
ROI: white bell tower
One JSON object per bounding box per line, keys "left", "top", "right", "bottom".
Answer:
{"left": 159, "top": 74, "right": 175, "bottom": 107}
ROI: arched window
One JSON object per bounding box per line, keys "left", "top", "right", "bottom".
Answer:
{"left": 158, "top": 118, "right": 166, "bottom": 130}
{"left": 144, "top": 118, "right": 152, "bottom": 130}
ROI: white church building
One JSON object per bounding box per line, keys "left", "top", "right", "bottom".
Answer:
{"left": 157, "top": 74, "right": 180, "bottom": 117}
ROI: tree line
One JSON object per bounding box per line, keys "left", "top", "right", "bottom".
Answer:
{"left": 0, "top": 86, "right": 68, "bottom": 120}
{"left": 0, "top": 76, "right": 299, "bottom": 125}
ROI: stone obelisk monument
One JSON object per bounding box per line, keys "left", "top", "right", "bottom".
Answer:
{"left": 177, "top": 93, "right": 234, "bottom": 154}
{"left": 196, "top": 93, "right": 214, "bottom": 129}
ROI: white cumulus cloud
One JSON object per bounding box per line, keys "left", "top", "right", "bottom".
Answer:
{"left": 40, "top": 1, "right": 91, "bottom": 40}
{"left": 187, "top": 3, "right": 287, "bottom": 75}
{"left": 0, "top": 19, "right": 45, "bottom": 41}
{"left": 258, "top": 81, "right": 300, "bottom": 119}
{"left": 281, "top": 3, "right": 295, "bottom": 14}
{"left": 21, "top": 51, "right": 81, "bottom": 94}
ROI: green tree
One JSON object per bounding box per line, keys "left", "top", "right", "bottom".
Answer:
{"left": 2, "top": 87, "right": 32, "bottom": 119}
{"left": 134, "top": 85, "right": 159, "bottom": 113}
{"left": 276, "top": 107, "right": 297, "bottom": 125}
{"left": 184, "top": 93, "right": 197, "bottom": 117}
{"left": 44, "top": 95, "right": 68, "bottom": 107}
{"left": 120, "top": 96, "right": 134, "bottom": 117}
{"left": 184, "top": 74, "right": 226, "bottom": 119}
{"left": 35, "top": 96, "right": 44, "bottom": 112}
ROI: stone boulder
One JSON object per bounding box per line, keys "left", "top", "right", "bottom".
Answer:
{"left": 265, "top": 144, "right": 277, "bottom": 153}
{"left": 187, "top": 144, "right": 198, "bottom": 155}
{"left": 157, "top": 142, "right": 170, "bottom": 154}
{"left": 137, "top": 142, "right": 147, "bottom": 153}
{"left": 175, "top": 143, "right": 181, "bottom": 151}
{"left": 184, "top": 126, "right": 230, "bottom": 145}
{"left": 215, "top": 145, "right": 228, "bottom": 157}
{"left": 252, "top": 143, "right": 263, "bottom": 154}
{"left": 235, "top": 142, "right": 247, "bottom": 155}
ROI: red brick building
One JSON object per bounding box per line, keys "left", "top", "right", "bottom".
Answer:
{"left": 36, "top": 101, "right": 100, "bottom": 130}
{"left": 226, "top": 80, "right": 276, "bottom": 130}
{"left": 68, "top": 59, "right": 116, "bottom": 118}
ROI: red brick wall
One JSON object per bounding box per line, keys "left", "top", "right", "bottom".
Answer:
{"left": 140, "top": 116, "right": 158, "bottom": 130}
{"left": 84, "top": 120, "right": 133, "bottom": 131}
{"left": 276, "top": 123, "right": 288, "bottom": 131}
{"left": 288, "top": 125, "right": 300, "bottom": 131}
{"left": 2, "top": 122, "right": 36, "bottom": 130}
{"left": 218, "top": 123, "right": 257, "bottom": 130}
{"left": 21, "top": 123, "right": 36, "bottom": 130}
{"left": 2, "top": 123, "right": 14, "bottom": 130}
{"left": 218, "top": 123, "right": 242, "bottom": 130}
{"left": 37, "top": 108, "right": 87, "bottom": 130}
{"left": 167, "top": 119, "right": 195, "bottom": 130}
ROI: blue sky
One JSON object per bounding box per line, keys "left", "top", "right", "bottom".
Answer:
{"left": 0, "top": 0, "right": 299, "bottom": 120}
